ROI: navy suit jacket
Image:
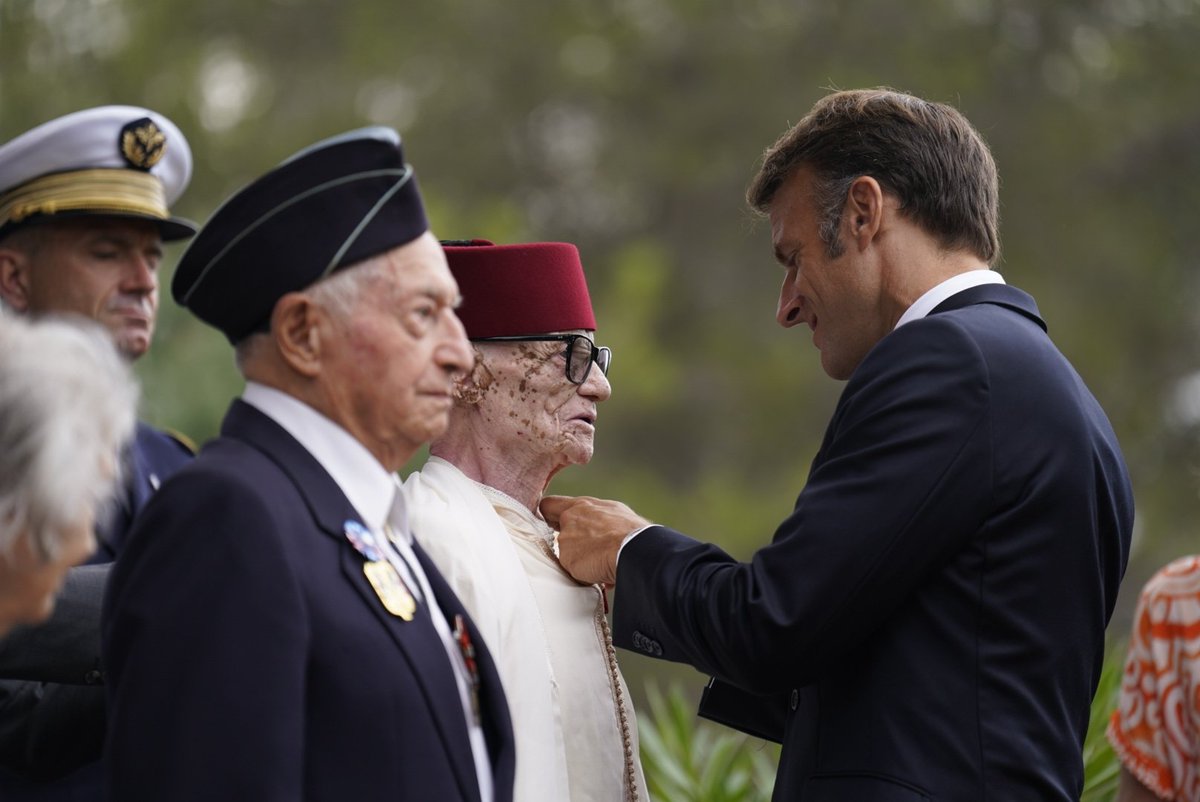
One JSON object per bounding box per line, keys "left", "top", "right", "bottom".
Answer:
{"left": 0, "top": 424, "right": 191, "bottom": 800}
{"left": 102, "top": 400, "right": 516, "bottom": 802}
{"left": 614, "top": 285, "right": 1134, "bottom": 801}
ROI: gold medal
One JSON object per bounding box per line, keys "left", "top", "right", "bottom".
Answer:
{"left": 363, "top": 560, "right": 417, "bottom": 621}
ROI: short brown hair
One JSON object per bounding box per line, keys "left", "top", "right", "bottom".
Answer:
{"left": 747, "top": 89, "right": 1000, "bottom": 265}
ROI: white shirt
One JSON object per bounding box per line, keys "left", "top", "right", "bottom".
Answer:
{"left": 241, "top": 383, "right": 494, "bottom": 802}
{"left": 893, "top": 269, "right": 1005, "bottom": 329}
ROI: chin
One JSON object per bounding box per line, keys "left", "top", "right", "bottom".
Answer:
{"left": 563, "top": 444, "right": 594, "bottom": 467}
{"left": 421, "top": 419, "right": 450, "bottom": 442}
{"left": 116, "top": 335, "right": 151, "bottom": 360}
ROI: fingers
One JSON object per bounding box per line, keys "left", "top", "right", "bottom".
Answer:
{"left": 539, "top": 494, "right": 578, "bottom": 528}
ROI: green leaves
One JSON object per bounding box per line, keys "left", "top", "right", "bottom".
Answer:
{"left": 639, "top": 684, "right": 779, "bottom": 802}
{"left": 1081, "top": 648, "right": 1125, "bottom": 802}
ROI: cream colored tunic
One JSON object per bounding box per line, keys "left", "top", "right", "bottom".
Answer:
{"left": 405, "top": 457, "right": 648, "bottom": 802}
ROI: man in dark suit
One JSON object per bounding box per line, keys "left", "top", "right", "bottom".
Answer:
{"left": 543, "top": 88, "right": 1135, "bottom": 800}
{"left": 0, "top": 105, "right": 196, "bottom": 797}
{"left": 102, "top": 127, "right": 515, "bottom": 801}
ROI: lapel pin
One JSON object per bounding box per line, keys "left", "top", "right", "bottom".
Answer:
{"left": 343, "top": 520, "right": 382, "bottom": 562}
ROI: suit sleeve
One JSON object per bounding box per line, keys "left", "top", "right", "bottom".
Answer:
{"left": 0, "top": 565, "right": 109, "bottom": 779}
{"left": 103, "top": 471, "right": 308, "bottom": 801}
{"left": 0, "top": 680, "right": 106, "bottom": 780}
{"left": 613, "top": 317, "right": 993, "bottom": 692}
{"left": 0, "top": 564, "right": 108, "bottom": 683}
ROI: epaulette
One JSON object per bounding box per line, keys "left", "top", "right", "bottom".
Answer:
{"left": 163, "top": 428, "right": 198, "bottom": 455}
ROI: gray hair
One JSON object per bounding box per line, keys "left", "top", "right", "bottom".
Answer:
{"left": 233, "top": 250, "right": 393, "bottom": 372}
{"left": 0, "top": 312, "right": 138, "bottom": 560}
{"left": 305, "top": 250, "right": 393, "bottom": 318}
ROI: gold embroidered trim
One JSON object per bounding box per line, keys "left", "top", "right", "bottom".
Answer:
{"left": 0, "top": 168, "right": 169, "bottom": 227}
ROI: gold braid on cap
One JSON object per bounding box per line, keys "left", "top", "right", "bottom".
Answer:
{"left": 0, "top": 169, "right": 170, "bottom": 229}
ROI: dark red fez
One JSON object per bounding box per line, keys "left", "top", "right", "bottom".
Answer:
{"left": 442, "top": 239, "right": 596, "bottom": 338}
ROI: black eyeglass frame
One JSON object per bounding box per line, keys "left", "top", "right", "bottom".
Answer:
{"left": 470, "top": 334, "right": 611, "bottom": 385}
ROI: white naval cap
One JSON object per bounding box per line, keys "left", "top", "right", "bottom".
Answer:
{"left": 0, "top": 105, "right": 196, "bottom": 241}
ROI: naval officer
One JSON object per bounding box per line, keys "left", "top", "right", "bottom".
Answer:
{"left": 0, "top": 105, "right": 196, "bottom": 797}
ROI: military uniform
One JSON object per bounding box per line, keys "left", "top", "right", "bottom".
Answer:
{"left": 0, "top": 106, "right": 196, "bottom": 799}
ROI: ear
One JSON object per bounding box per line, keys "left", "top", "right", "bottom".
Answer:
{"left": 844, "top": 175, "right": 885, "bottom": 252}
{"left": 270, "top": 292, "right": 324, "bottom": 378}
{"left": 0, "top": 246, "right": 33, "bottom": 312}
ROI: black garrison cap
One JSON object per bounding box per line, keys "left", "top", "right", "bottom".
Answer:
{"left": 172, "top": 127, "right": 429, "bottom": 344}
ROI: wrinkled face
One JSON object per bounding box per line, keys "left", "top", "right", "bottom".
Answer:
{"left": 770, "top": 167, "right": 888, "bottom": 381}
{"left": 318, "top": 233, "right": 474, "bottom": 471}
{"left": 8, "top": 218, "right": 164, "bottom": 360}
{"left": 465, "top": 330, "right": 612, "bottom": 470}
{"left": 0, "top": 516, "right": 96, "bottom": 638}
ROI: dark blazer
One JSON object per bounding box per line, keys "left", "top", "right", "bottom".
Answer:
{"left": 102, "top": 400, "right": 516, "bottom": 802}
{"left": 91, "top": 423, "right": 196, "bottom": 565}
{"left": 614, "top": 285, "right": 1134, "bottom": 801}
{"left": 0, "top": 424, "right": 191, "bottom": 800}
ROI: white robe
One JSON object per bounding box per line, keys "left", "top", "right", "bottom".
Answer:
{"left": 404, "top": 457, "right": 648, "bottom": 802}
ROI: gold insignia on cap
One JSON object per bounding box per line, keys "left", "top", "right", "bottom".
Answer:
{"left": 120, "top": 118, "right": 167, "bottom": 171}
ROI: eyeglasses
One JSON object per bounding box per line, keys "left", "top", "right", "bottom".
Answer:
{"left": 471, "top": 334, "right": 612, "bottom": 385}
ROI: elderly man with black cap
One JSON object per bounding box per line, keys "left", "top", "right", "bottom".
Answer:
{"left": 0, "top": 106, "right": 196, "bottom": 797}
{"left": 404, "top": 239, "right": 647, "bottom": 802}
{"left": 102, "top": 128, "right": 515, "bottom": 802}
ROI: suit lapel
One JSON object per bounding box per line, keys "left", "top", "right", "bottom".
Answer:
{"left": 338, "top": 546, "right": 481, "bottom": 802}
{"left": 222, "top": 400, "right": 483, "bottom": 802}
{"left": 92, "top": 425, "right": 158, "bottom": 561}
{"left": 128, "top": 424, "right": 162, "bottom": 513}
{"left": 413, "top": 542, "right": 515, "bottom": 790}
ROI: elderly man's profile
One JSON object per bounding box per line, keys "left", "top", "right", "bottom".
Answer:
{"left": 405, "top": 239, "right": 647, "bottom": 802}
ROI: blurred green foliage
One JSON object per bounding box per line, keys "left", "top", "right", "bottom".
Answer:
{"left": 1081, "top": 647, "right": 1125, "bottom": 802}
{"left": 2, "top": 0, "right": 1194, "bottom": 780}
{"left": 640, "top": 683, "right": 779, "bottom": 802}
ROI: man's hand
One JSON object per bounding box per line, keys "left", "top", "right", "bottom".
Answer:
{"left": 540, "top": 495, "right": 651, "bottom": 587}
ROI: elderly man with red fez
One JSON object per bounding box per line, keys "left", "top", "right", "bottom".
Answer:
{"left": 0, "top": 106, "right": 196, "bottom": 798}
{"left": 102, "top": 129, "right": 515, "bottom": 802}
{"left": 405, "top": 239, "right": 647, "bottom": 802}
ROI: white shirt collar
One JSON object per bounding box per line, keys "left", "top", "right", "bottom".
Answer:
{"left": 241, "top": 381, "right": 400, "bottom": 533}
{"left": 894, "top": 270, "right": 1005, "bottom": 330}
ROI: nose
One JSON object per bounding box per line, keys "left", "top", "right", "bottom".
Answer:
{"left": 123, "top": 253, "right": 158, "bottom": 293}
{"left": 580, "top": 359, "right": 612, "bottom": 402}
{"left": 437, "top": 308, "right": 475, "bottom": 377}
{"left": 776, "top": 268, "right": 805, "bottom": 329}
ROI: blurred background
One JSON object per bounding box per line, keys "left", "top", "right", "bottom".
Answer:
{"left": 3, "top": 0, "right": 1199, "bottom": 790}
